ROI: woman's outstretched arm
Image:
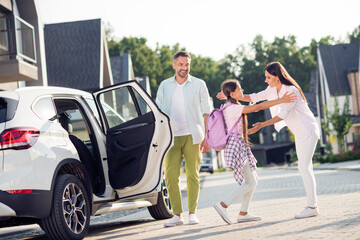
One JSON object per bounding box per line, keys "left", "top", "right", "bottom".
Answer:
{"left": 248, "top": 116, "right": 283, "bottom": 134}
{"left": 242, "top": 92, "right": 296, "bottom": 114}
{"left": 216, "top": 91, "right": 252, "bottom": 102}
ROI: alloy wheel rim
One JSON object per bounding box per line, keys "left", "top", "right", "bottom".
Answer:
{"left": 162, "top": 178, "right": 171, "bottom": 211}
{"left": 62, "top": 183, "right": 87, "bottom": 234}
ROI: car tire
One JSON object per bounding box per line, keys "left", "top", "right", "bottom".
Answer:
{"left": 40, "top": 174, "right": 90, "bottom": 240}
{"left": 147, "top": 177, "right": 173, "bottom": 219}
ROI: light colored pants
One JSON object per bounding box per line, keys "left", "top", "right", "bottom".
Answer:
{"left": 295, "top": 132, "right": 319, "bottom": 207}
{"left": 164, "top": 135, "right": 201, "bottom": 215}
{"left": 222, "top": 161, "right": 258, "bottom": 212}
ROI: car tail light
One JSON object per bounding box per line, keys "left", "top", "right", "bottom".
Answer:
{"left": 5, "top": 189, "right": 33, "bottom": 194}
{"left": 0, "top": 128, "right": 40, "bottom": 150}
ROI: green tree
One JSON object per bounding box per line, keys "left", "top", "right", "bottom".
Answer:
{"left": 348, "top": 25, "right": 360, "bottom": 42}
{"left": 322, "top": 95, "right": 352, "bottom": 152}
{"left": 108, "top": 37, "right": 163, "bottom": 96}
{"left": 307, "top": 36, "right": 335, "bottom": 61}
{"left": 104, "top": 21, "right": 115, "bottom": 41}
{"left": 225, "top": 34, "right": 319, "bottom": 143}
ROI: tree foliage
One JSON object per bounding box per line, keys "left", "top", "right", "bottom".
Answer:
{"left": 348, "top": 25, "right": 360, "bottom": 42}
{"left": 322, "top": 95, "right": 352, "bottom": 152}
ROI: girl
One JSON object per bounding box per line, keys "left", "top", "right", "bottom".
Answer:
{"left": 213, "top": 79, "right": 296, "bottom": 225}
{"left": 248, "top": 62, "right": 320, "bottom": 219}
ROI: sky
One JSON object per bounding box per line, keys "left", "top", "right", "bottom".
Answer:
{"left": 37, "top": 0, "right": 360, "bottom": 61}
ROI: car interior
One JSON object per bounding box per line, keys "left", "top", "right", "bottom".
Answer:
{"left": 54, "top": 99, "right": 105, "bottom": 195}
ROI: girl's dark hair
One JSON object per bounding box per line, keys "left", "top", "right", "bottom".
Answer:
{"left": 221, "top": 79, "right": 249, "bottom": 144}
{"left": 265, "top": 62, "right": 306, "bottom": 102}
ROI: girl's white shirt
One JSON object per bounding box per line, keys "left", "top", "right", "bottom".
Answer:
{"left": 249, "top": 85, "right": 320, "bottom": 142}
{"left": 223, "top": 104, "right": 244, "bottom": 137}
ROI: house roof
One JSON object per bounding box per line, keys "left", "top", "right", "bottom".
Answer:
{"left": 318, "top": 42, "right": 359, "bottom": 96}
{"left": 44, "top": 19, "right": 101, "bottom": 92}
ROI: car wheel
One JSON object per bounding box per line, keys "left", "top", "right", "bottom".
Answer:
{"left": 147, "top": 177, "right": 173, "bottom": 219}
{"left": 40, "top": 174, "right": 90, "bottom": 240}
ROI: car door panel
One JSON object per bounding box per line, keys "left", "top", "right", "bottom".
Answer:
{"left": 107, "top": 112, "right": 155, "bottom": 189}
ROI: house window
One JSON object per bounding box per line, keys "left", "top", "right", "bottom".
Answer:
{"left": 0, "top": 12, "right": 9, "bottom": 61}
{"left": 0, "top": 12, "right": 36, "bottom": 64}
{"left": 14, "top": 15, "right": 36, "bottom": 63}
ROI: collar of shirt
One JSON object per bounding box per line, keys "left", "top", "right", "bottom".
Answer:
{"left": 278, "top": 84, "right": 290, "bottom": 98}
{"left": 170, "top": 75, "right": 192, "bottom": 85}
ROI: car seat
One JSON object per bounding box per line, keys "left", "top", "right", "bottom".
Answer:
{"left": 58, "top": 113, "right": 99, "bottom": 193}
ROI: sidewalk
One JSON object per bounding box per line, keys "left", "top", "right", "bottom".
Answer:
{"left": 312, "top": 159, "right": 360, "bottom": 171}
{"left": 276, "top": 159, "right": 360, "bottom": 171}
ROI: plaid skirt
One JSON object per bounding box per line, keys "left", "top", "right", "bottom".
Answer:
{"left": 224, "top": 133, "right": 257, "bottom": 185}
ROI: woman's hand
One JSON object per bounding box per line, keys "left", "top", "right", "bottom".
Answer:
{"left": 281, "top": 91, "right": 297, "bottom": 103}
{"left": 216, "top": 91, "right": 227, "bottom": 100}
{"left": 248, "top": 122, "right": 262, "bottom": 134}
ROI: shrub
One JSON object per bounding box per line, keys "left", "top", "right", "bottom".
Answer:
{"left": 313, "top": 149, "right": 360, "bottom": 163}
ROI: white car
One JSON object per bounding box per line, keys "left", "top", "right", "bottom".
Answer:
{"left": 0, "top": 81, "right": 173, "bottom": 239}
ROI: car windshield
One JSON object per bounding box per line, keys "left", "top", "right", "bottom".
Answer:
{"left": 202, "top": 159, "right": 212, "bottom": 164}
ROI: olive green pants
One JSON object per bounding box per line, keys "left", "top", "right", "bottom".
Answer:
{"left": 164, "top": 135, "right": 201, "bottom": 215}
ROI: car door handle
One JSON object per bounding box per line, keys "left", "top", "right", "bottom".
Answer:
{"left": 111, "top": 123, "right": 149, "bottom": 135}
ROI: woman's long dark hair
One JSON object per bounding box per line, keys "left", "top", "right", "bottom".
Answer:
{"left": 265, "top": 62, "right": 307, "bottom": 102}
{"left": 221, "top": 79, "right": 249, "bottom": 144}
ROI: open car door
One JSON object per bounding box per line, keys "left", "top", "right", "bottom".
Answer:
{"left": 92, "top": 81, "right": 172, "bottom": 197}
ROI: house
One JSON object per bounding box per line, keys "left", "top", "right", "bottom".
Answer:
{"left": 110, "top": 53, "right": 151, "bottom": 95}
{"left": 44, "top": 19, "right": 150, "bottom": 96}
{"left": 44, "top": 19, "right": 113, "bottom": 92}
{"left": 0, "top": 0, "right": 47, "bottom": 90}
{"left": 317, "top": 42, "right": 360, "bottom": 153}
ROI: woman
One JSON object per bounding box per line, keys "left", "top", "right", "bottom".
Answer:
{"left": 218, "top": 62, "right": 320, "bottom": 219}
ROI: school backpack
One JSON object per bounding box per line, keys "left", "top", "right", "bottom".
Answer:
{"left": 205, "top": 103, "right": 241, "bottom": 151}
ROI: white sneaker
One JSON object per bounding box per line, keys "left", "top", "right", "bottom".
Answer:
{"left": 164, "top": 215, "right": 184, "bottom": 227}
{"left": 214, "top": 202, "right": 231, "bottom": 225}
{"left": 237, "top": 213, "right": 261, "bottom": 223}
{"left": 189, "top": 214, "right": 199, "bottom": 225}
{"left": 295, "top": 207, "right": 319, "bottom": 219}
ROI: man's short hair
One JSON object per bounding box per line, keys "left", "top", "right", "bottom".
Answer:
{"left": 173, "top": 51, "right": 191, "bottom": 61}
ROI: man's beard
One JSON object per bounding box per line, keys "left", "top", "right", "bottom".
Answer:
{"left": 177, "top": 70, "right": 188, "bottom": 78}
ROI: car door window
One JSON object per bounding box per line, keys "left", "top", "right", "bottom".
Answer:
{"left": 32, "top": 97, "right": 56, "bottom": 120}
{"left": 132, "top": 89, "right": 151, "bottom": 115}
{"left": 100, "top": 87, "right": 139, "bottom": 128}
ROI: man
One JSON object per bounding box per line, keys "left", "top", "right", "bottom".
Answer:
{"left": 156, "top": 51, "right": 211, "bottom": 227}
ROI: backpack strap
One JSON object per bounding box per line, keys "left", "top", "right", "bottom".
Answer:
{"left": 220, "top": 103, "right": 242, "bottom": 142}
